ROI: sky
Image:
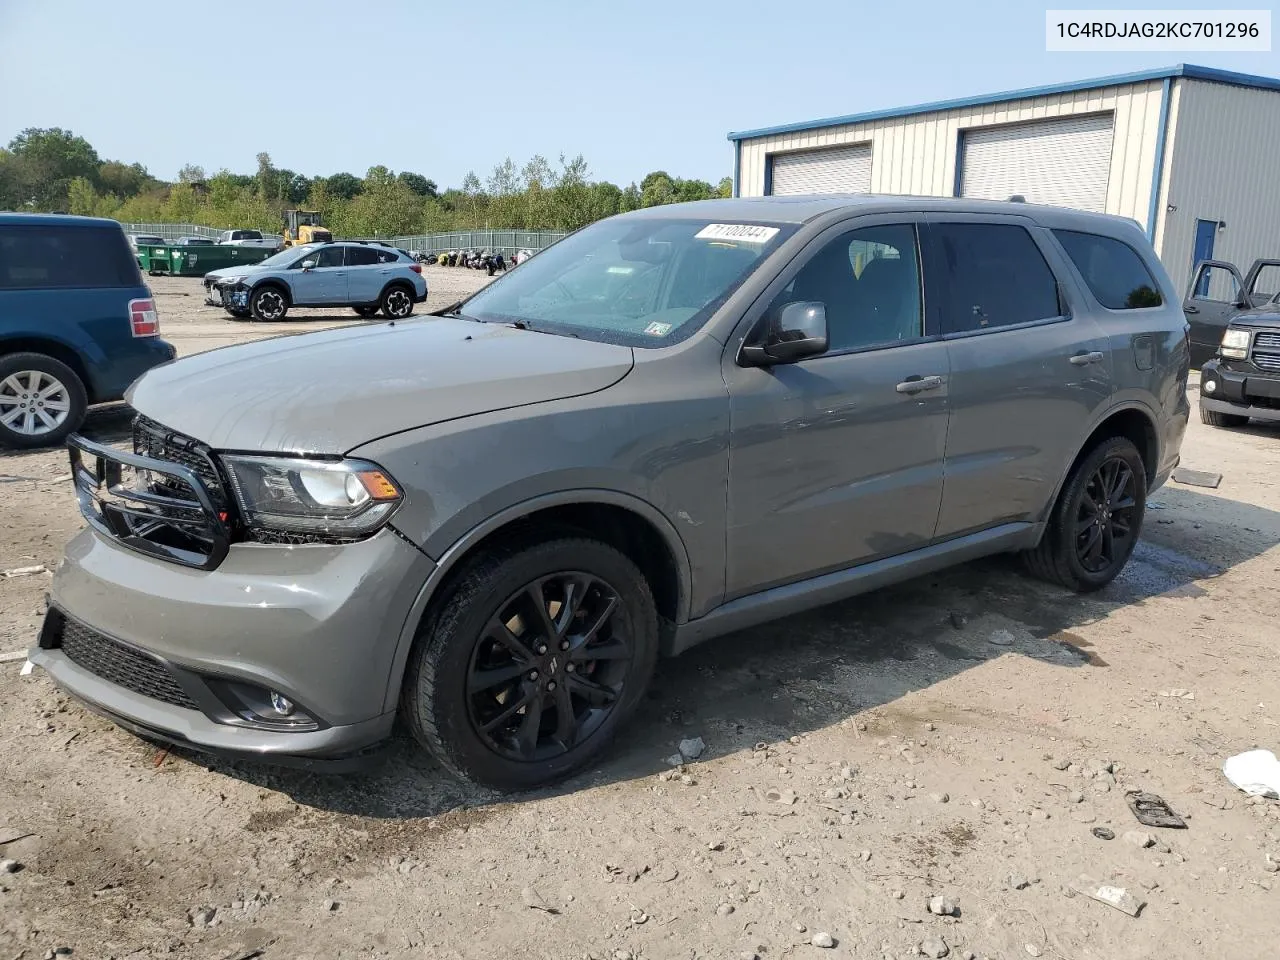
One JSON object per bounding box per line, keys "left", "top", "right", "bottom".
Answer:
{"left": 1, "top": 0, "right": 1277, "bottom": 190}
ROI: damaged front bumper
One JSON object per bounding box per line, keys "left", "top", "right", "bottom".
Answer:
{"left": 204, "top": 278, "right": 250, "bottom": 309}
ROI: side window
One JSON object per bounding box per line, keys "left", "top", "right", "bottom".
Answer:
{"left": 315, "top": 246, "right": 346, "bottom": 268}
{"left": 1252, "top": 264, "right": 1280, "bottom": 299}
{"left": 376, "top": 249, "right": 399, "bottom": 264}
{"left": 1191, "top": 264, "right": 1241, "bottom": 303}
{"left": 934, "top": 223, "right": 1061, "bottom": 333}
{"left": 1053, "top": 230, "right": 1163, "bottom": 309}
{"left": 768, "top": 223, "right": 923, "bottom": 353}
{"left": 346, "top": 246, "right": 380, "bottom": 267}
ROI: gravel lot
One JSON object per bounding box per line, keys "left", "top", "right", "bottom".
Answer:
{"left": 2, "top": 275, "right": 1280, "bottom": 960}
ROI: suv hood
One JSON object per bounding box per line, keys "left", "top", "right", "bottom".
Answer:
{"left": 127, "top": 317, "right": 635, "bottom": 453}
{"left": 1230, "top": 304, "right": 1280, "bottom": 329}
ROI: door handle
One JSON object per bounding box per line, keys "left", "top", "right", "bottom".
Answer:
{"left": 1184, "top": 305, "right": 1199, "bottom": 313}
{"left": 1069, "top": 351, "right": 1105, "bottom": 366}
{"left": 895, "top": 375, "right": 944, "bottom": 394}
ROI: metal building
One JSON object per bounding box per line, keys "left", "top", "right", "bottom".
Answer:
{"left": 728, "top": 64, "right": 1280, "bottom": 295}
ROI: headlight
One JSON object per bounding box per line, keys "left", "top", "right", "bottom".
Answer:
{"left": 1220, "top": 328, "right": 1250, "bottom": 359}
{"left": 218, "top": 276, "right": 247, "bottom": 286}
{"left": 220, "top": 455, "right": 402, "bottom": 540}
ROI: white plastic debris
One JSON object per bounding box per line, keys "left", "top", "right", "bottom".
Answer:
{"left": 1223, "top": 749, "right": 1280, "bottom": 799}
{"left": 19, "top": 660, "right": 33, "bottom": 676}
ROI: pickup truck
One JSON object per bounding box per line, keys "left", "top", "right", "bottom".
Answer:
{"left": 218, "top": 229, "right": 281, "bottom": 249}
{"left": 1183, "top": 257, "right": 1280, "bottom": 366}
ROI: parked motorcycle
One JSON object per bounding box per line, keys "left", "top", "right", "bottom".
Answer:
{"left": 481, "top": 252, "right": 507, "bottom": 276}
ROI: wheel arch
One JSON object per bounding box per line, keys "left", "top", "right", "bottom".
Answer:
{"left": 1041, "top": 401, "right": 1160, "bottom": 528}
{"left": 382, "top": 490, "right": 693, "bottom": 713}
{"left": 251, "top": 278, "right": 292, "bottom": 305}
{"left": 0, "top": 336, "right": 95, "bottom": 401}
{"left": 380, "top": 278, "right": 416, "bottom": 300}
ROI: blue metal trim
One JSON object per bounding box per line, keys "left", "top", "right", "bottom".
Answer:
{"left": 1146, "top": 77, "right": 1173, "bottom": 242}
{"left": 733, "top": 141, "right": 741, "bottom": 198}
{"left": 763, "top": 154, "right": 773, "bottom": 197}
{"left": 726, "top": 63, "right": 1280, "bottom": 142}
{"left": 952, "top": 129, "right": 966, "bottom": 198}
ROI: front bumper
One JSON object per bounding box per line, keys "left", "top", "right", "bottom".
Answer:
{"left": 1199, "top": 358, "right": 1280, "bottom": 421}
{"left": 204, "top": 280, "right": 249, "bottom": 309}
{"left": 33, "top": 525, "right": 435, "bottom": 762}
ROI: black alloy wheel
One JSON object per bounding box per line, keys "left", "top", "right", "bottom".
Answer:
{"left": 467, "top": 573, "right": 631, "bottom": 762}
{"left": 1074, "top": 457, "right": 1137, "bottom": 574}
{"left": 401, "top": 537, "right": 659, "bottom": 790}
{"left": 1022, "top": 435, "right": 1147, "bottom": 592}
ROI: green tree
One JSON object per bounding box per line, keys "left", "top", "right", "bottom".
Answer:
{"left": 675, "top": 178, "right": 716, "bottom": 203}
{"left": 6, "top": 127, "right": 102, "bottom": 209}
{"left": 98, "top": 161, "right": 153, "bottom": 197}
{"left": 255, "top": 152, "right": 275, "bottom": 199}
{"left": 717, "top": 176, "right": 734, "bottom": 198}
{"left": 398, "top": 171, "right": 437, "bottom": 197}
{"left": 162, "top": 182, "right": 199, "bottom": 222}
{"left": 640, "top": 171, "right": 676, "bottom": 207}
{"left": 177, "top": 163, "right": 205, "bottom": 184}
{"left": 325, "top": 172, "right": 363, "bottom": 199}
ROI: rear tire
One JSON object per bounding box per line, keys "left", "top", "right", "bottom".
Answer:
{"left": 0, "top": 352, "right": 88, "bottom": 449}
{"left": 381, "top": 285, "right": 414, "bottom": 319}
{"left": 1199, "top": 404, "right": 1249, "bottom": 428}
{"left": 401, "top": 537, "right": 659, "bottom": 791}
{"left": 1022, "top": 436, "right": 1146, "bottom": 593}
{"left": 249, "top": 286, "right": 288, "bottom": 322}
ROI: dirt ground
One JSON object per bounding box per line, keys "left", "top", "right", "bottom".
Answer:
{"left": 2, "top": 274, "right": 1279, "bottom": 960}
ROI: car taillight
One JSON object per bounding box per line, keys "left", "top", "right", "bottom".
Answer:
{"left": 409, "top": 264, "right": 422, "bottom": 274}
{"left": 129, "top": 298, "right": 159, "bottom": 337}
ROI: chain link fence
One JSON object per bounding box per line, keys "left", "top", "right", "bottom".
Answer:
{"left": 117, "top": 223, "right": 568, "bottom": 256}
{"left": 392, "top": 230, "right": 568, "bottom": 256}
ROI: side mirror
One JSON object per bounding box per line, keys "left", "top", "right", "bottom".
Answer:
{"left": 300, "top": 259, "right": 317, "bottom": 271}
{"left": 740, "top": 301, "right": 829, "bottom": 366}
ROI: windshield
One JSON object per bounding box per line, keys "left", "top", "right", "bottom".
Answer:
{"left": 254, "top": 244, "right": 319, "bottom": 268}
{"left": 459, "top": 217, "right": 795, "bottom": 346}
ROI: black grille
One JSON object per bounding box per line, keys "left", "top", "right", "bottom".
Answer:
{"left": 1252, "top": 332, "right": 1280, "bottom": 372}
{"left": 57, "top": 616, "right": 198, "bottom": 710}
{"left": 132, "top": 415, "right": 228, "bottom": 511}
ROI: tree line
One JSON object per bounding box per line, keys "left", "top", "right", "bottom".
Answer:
{"left": 0, "top": 128, "right": 732, "bottom": 238}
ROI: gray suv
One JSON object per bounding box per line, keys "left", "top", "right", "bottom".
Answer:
{"left": 33, "top": 197, "right": 1190, "bottom": 790}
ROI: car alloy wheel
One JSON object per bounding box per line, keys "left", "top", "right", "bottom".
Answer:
{"left": 384, "top": 289, "right": 412, "bottom": 318}
{"left": 466, "top": 572, "right": 632, "bottom": 763}
{"left": 254, "top": 289, "right": 286, "bottom": 320}
{"left": 0, "top": 369, "right": 72, "bottom": 437}
{"left": 1074, "top": 456, "right": 1137, "bottom": 574}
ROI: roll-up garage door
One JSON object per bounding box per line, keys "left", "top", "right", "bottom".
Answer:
{"left": 769, "top": 144, "right": 872, "bottom": 195}
{"left": 960, "top": 114, "right": 1114, "bottom": 212}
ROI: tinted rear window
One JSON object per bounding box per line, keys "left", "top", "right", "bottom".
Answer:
{"left": 933, "top": 223, "right": 1061, "bottom": 333}
{"left": 1053, "top": 230, "right": 1162, "bottom": 309}
{"left": 0, "top": 225, "right": 141, "bottom": 290}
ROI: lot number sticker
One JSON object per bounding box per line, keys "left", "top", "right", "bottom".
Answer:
{"left": 694, "top": 223, "right": 780, "bottom": 244}
{"left": 644, "top": 321, "right": 673, "bottom": 336}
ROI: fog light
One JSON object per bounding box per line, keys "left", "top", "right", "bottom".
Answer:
{"left": 1203, "top": 378, "right": 1217, "bottom": 394}
{"left": 269, "top": 691, "right": 295, "bottom": 716}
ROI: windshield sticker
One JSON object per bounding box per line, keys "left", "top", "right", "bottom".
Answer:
{"left": 694, "top": 223, "right": 780, "bottom": 244}
{"left": 644, "top": 321, "right": 673, "bottom": 337}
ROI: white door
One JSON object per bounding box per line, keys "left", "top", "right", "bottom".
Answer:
{"left": 769, "top": 144, "right": 872, "bottom": 196}
{"left": 960, "top": 114, "right": 1115, "bottom": 212}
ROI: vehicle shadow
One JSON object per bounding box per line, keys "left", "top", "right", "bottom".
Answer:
{"left": 169, "top": 485, "right": 1280, "bottom": 819}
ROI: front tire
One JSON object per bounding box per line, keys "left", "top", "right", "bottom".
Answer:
{"left": 1022, "top": 436, "right": 1147, "bottom": 593}
{"left": 0, "top": 352, "right": 88, "bottom": 449}
{"left": 353, "top": 306, "right": 380, "bottom": 318}
{"left": 225, "top": 307, "right": 251, "bottom": 320}
{"left": 381, "top": 285, "right": 414, "bottom": 319}
{"left": 249, "top": 286, "right": 288, "bottom": 322}
{"left": 401, "top": 537, "right": 659, "bottom": 791}
{"left": 1199, "top": 404, "right": 1249, "bottom": 428}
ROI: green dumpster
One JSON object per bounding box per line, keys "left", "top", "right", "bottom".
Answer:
{"left": 135, "top": 243, "right": 275, "bottom": 277}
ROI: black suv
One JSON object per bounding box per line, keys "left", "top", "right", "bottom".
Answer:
{"left": 1199, "top": 310, "right": 1280, "bottom": 427}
